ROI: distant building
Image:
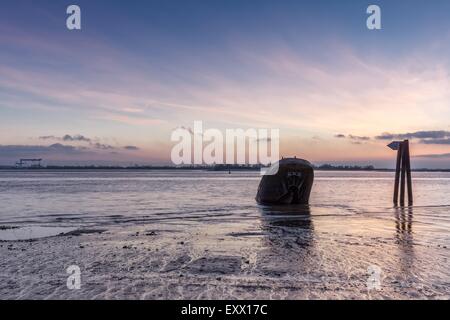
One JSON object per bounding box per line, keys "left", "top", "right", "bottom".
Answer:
{"left": 15, "top": 159, "right": 42, "bottom": 168}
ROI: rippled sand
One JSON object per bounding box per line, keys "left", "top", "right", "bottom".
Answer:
{"left": 0, "top": 170, "right": 449, "bottom": 299}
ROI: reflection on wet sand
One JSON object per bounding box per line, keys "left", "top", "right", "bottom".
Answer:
{"left": 256, "top": 205, "right": 316, "bottom": 277}
{"left": 394, "top": 206, "right": 415, "bottom": 278}
{"left": 259, "top": 204, "right": 314, "bottom": 245}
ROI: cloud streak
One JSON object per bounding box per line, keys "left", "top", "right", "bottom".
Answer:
{"left": 39, "top": 134, "right": 91, "bottom": 142}
{"left": 0, "top": 143, "right": 92, "bottom": 158}
{"left": 38, "top": 134, "right": 119, "bottom": 150}
{"left": 335, "top": 134, "right": 370, "bottom": 141}
{"left": 420, "top": 138, "right": 450, "bottom": 145}
{"left": 375, "top": 131, "right": 450, "bottom": 140}
{"left": 375, "top": 130, "right": 450, "bottom": 145}
{"left": 123, "top": 146, "right": 140, "bottom": 151}
{"left": 415, "top": 153, "right": 450, "bottom": 159}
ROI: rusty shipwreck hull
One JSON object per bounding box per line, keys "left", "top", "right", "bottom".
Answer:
{"left": 256, "top": 158, "right": 314, "bottom": 205}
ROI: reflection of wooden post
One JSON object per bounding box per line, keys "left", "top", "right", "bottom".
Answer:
{"left": 390, "top": 140, "right": 413, "bottom": 206}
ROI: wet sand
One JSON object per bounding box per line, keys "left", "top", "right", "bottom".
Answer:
{"left": 1, "top": 211, "right": 448, "bottom": 300}
{"left": 0, "top": 170, "right": 449, "bottom": 299}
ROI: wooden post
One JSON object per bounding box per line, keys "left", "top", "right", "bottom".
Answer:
{"left": 400, "top": 142, "right": 407, "bottom": 206}
{"left": 393, "top": 143, "right": 403, "bottom": 205}
{"left": 404, "top": 140, "right": 413, "bottom": 205}
{"left": 389, "top": 140, "right": 413, "bottom": 207}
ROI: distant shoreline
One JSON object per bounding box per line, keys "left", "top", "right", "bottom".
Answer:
{"left": 1, "top": 165, "right": 449, "bottom": 172}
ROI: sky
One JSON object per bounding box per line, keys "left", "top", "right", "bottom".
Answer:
{"left": 1, "top": 0, "right": 450, "bottom": 168}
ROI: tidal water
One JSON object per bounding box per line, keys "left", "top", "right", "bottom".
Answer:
{"left": 0, "top": 170, "right": 449, "bottom": 299}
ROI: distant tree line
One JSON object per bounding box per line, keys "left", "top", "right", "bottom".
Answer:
{"left": 314, "top": 164, "right": 375, "bottom": 171}
{"left": 2, "top": 163, "right": 449, "bottom": 172}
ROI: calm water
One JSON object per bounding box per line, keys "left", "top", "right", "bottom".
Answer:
{"left": 1, "top": 170, "right": 449, "bottom": 228}
{"left": 0, "top": 170, "right": 449, "bottom": 299}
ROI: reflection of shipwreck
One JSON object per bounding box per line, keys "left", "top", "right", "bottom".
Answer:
{"left": 256, "top": 158, "right": 314, "bottom": 205}
{"left": 15, "top": 158, "right": 42, "bottom": 168}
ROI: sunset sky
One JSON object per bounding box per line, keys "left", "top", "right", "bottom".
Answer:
{"left": 1, "top": 0, "right": 450, "bottom": 168}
